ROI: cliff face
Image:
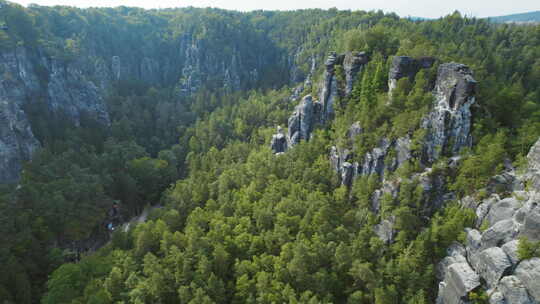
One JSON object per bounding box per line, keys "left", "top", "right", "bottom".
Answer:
{"left": 423, "top": 63, "right": 476, "bottom": 163}
{"left": 436, "top": 138, "right": 540, "bottom": 304}
{"left": 0, "top": 27, "right": 293, "bottom": 183}
{"left": 0, "top": 47, "right": 111, "bottom": 183}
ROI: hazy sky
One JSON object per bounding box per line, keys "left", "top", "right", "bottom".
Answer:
{"left": 8, "top": 0, "right": 540, "bottom": 18}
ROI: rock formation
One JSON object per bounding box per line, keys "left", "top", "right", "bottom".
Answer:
{"left": 388, "top": 56, "right": 435, "bottom": 93}
{"left": 270, "top": 126, "right": 287, "bottom": 154}
{"left": 287, "top": 95, "right": 316, "bottom": 146}
{"left": 0, "top": 100, "right": 39, "bottom": 183}
{"left": 319, "top": 51, "right": 368, "bottom": 123}
{"left": 280, "top": 51, "right": 369, "bottom": 152}
{"left": 423, "top": 63, "right": 476, "bottom": 163}
{"left": 436, "top": 137, "right": 540, "bottom": 304}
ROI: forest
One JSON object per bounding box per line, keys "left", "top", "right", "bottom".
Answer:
{"left": 0, "top": 2, "right": 539, "bottom": 303}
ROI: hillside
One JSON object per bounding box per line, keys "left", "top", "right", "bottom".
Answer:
{"left": 0, "top": 4, "right": 539, "bottom": 304}
{"left": 489, "top": 10, "right": 540, "bottom": 23}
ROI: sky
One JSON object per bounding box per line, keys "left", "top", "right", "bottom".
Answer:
{"left": 7, "top": 0, "right": 540, "bottom": 18}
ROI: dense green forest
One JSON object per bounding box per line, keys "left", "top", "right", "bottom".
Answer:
{"left": 0, "top": 2, "right": 539, "bottom": 303}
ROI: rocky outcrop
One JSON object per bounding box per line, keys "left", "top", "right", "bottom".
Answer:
{"left": 343, "top": 51, "right": 369, "bottom": 96}
{"left": 514, "top": 258, "right": 540, "bottom": 302}
{"left": 423, "top": 63, "right": 476, "bottom": 163}
{"left": 0, "top": 47, "right": 112, "bottom": 182}
{"left": 287, "top": 95, "right": 316, "bottom": 146}
{"left": 270, "top": 126, "right": 287, "bottom": 154}
{"left": 437, "top": 137, "right": 540, "bottom": 304}
{"left": 0, "top": 100, "right": 39, "bottom": 183}
{"left": 284, "top": 51, "right": 368, "bottom": 150}
{"left": 388, "top": 56, "right": 435, "bottom": 93}
{"left": 319, "top": 52, "right": 368, "bottom": 123}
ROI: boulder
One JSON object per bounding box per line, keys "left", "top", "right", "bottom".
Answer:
{"left": 470, "top": 247, "right": 512, "bottom": 289}
{"left": 437, "top": 242, "right": 468, "bottom": 280}
{"left": 501, "top": 240, "right": 520, "bottom": 266}
{"left": 498, "top": 275, "right": 534, "bottom": 304}
{"left": 489, "top": 292, "right": 505, "bottom": 304}
{"left": 519, "top": 202, "right": 540, "bottom": 242}
{"left": 480, "top": 219, "right": 519, "bottom": 250}
{"left": 485, "top": 197, "right": 521, "bottom": 227}
{"left": 515, "top": 258, "right": 540, "bottom": 302}
{"left": 465, "top": 228, "right": 482, "bottom": 257}
{"left": 437, "top": 262, "right": 481, "bottom": 304}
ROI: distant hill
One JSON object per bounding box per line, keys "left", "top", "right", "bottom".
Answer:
{"left": 488, "top": 11, "right": 540, "bottom": 23}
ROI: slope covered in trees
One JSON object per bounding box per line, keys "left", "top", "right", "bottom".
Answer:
{"left": 0, "top": 3, "right": 539, "bottom": 303}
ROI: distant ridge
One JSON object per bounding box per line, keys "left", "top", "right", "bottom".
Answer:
{"left": 488, "top": 10, "right": 540, "bottom": 23}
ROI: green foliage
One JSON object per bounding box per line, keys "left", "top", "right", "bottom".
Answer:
{"left": 517, "top": 236, "right": 540, "bottom": 260}
{"left": 0, "top": 5, "right": 538, "bottom": 304}
{"left": 451, "top": 132, "right": 507, "bottom": 196}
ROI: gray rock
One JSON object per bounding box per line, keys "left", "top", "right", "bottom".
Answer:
{"left": 471, "top": 247, "right": 512, "bottom": 289}
{"left": 341, "top": 162, "right": 354, "bottom": 187}
{"left": 423, "top": 63, "right": 476, "bottom": 163}
{"left": 466, "top": 228, "right": 483, "bottom": 257}
{"left": 270, "top": 126, "right": 287, "bottom": 154}
{"left": 375, "top": 217, "right": 395, "bottom": 244}
{"left": 486, "top": 173, "right": 517, "bottom": 195}
{"left": 501, "top": 240, "right": 521, "bottom": 266}
{"left": 343, "top": 51, "right": 368, "bottom": 96}
{"left": 287, "top": 95, "right": 315, "bottom": 146}
{"left": 359, "top": 138, "right": 393, "bottom": 177}
{"left": 437, "top": 243, "right": 468, "bottom": 280}
{"left": 519, "top": 202, "right": 540, "bottom": 241}
{"left": 515, "top": 258, "right": 540, "bottom": 302}
{"left": 0, "top": 100, "right": 40, "bottom": 183}
{"left": 480, "top": 219, "right": 519, "bottom": 250}
{"left": 347, "top": 121, "right": 362, "bottom": 140}
{"left": 475, "top": 195, "right": 500, "bottom": 227}
{"left": 489, "top": 292, "right": 505, "bottom": 304}
{"left": 527, "top": 137, "right": 540, "bottom": 172}
{"left": 388, "top": 56, "right": 435, "bottom": 93}
{"left": 319, "top": 52, "right": 339, "bottom": 123}
{"left": 437, "top": 262, "right": 481, "bottom": 304}
{"left": 485, "top": 197, "right": 521, "bottom": 227}
{"left": 396, "top": 136, "right": 412, "bottom": 167}
{"left": 498, "top": 275, "right": 534, "bottom": 304}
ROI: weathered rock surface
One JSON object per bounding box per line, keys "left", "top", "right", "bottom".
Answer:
{"left": 437, "top": 262, "right": 481, "bottom": 304}
{"left": 423, "top": 63, "right": 476, "bottom": 163}
{"left": 470, "top": 247, "right": 512, "bottom": 289}
{"left": 497, "top": 275, "right": 534, "bottom": 304}
{"left": 319, "top": 51, "right": 368, "bottom": 123}
{"left": 515, "top": 258, "right": 540, "bottom": 302}
{"left": 285, "top": 51, "right": 368, "bottom": 150}
{"left": 437, "top": 137, "right": 540, "bottom": 304}
{"left": 343, "top": 51, "right": 369, "bottom": 96}
{"left": 374, "top": 217, "right": 395, "bottom": 244}
{"left": 388, "top": 56, "right": 435, "bottom": 93}
{"left": 0, "top": 100, "right": 39, "bottom": 183}
{"left": 288, "top": 95, "right": 315, "bottom": 146}
{"left": 270, "top": 126, "right": 287, "bottom": 154}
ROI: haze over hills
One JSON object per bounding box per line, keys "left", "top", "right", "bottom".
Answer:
{"left": 488, "top": 10, "right": 540, "bottom": 23}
